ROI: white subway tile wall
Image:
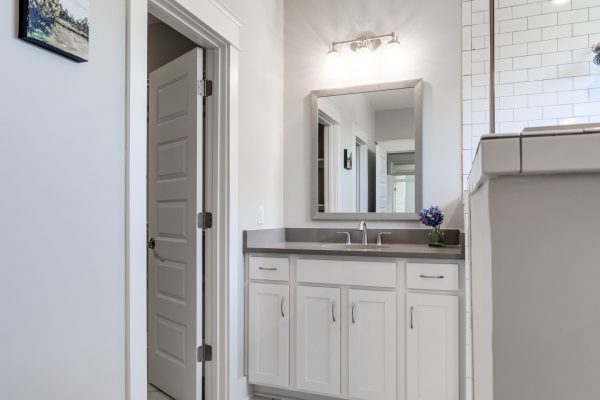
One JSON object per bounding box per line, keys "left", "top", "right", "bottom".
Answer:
{"left": 462, "top": 0, "right": 600, "bottom": 186}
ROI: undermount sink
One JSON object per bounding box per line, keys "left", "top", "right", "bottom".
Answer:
{"left": 320, "top": 243, "right": 391, "bottom": 250}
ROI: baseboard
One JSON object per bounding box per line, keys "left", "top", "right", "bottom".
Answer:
{"left": 252, "top": 394, "right": 295, "bottom": 400}
{"left": 252, "top": 391, "right": 334, "bottom": 400}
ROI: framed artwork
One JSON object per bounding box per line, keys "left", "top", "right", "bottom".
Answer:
{"left": 19, "top": 0, "right": 89, "bottom": 62}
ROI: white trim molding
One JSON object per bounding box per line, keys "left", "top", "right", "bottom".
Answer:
{"left": 208, "top": 0, "right": 244, "bottom": 27}
{"left": 150, "top": 0, "right": 241, "bottom": 48}
{"left": 125, "top": 2, "right": 148, "bottom": 400}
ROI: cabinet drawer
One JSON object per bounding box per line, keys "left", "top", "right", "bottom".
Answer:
{"left": 297, "top": 259, "right": 396, "bottom": 288}
{"left": 249, "top": 256, "right": 290, "bottom": 281}
{"left": 407, "top": 263, "right": 458, "bottom": 291}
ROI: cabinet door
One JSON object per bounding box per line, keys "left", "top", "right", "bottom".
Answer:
{"left": 407, "top": 293, "right": 459, "bottom": 400}
{"left": 248, "top": 283, "right": 289, "bottom": 387}
{"left": 348, "top": 289, "right": 397, "bottom": 400}
{"left": 296, "top": 286, "right": 341, "bottom": 396}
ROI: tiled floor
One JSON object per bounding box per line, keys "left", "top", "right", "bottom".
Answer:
{"left": 148, "top": 384, "right": 174, "bottom": 400}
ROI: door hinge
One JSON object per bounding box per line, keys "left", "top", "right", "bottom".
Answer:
{"left": 198, "top": 79, "right": 213, "bottom": 97}
{"left": 198, "top": 212, "right": 213, "bottom": 229}
{"left": 197, "top": 344, "right": 213, "bottom": 362}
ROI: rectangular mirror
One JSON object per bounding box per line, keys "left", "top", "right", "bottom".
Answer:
{"left": 311, "top": 79, "right": 423, "bottom": 220}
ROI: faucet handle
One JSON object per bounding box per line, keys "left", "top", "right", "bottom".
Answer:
{"left": 358, "top": 221, "right": 367, "bottom": 231}
{"left": 337, "top": 232, "right": 352, "bottom": 245}
{"left": 377, "top": 232, "right": 392, "bottom": 245}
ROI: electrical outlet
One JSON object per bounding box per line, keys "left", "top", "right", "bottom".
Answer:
{"left": 258, "top": 206, "right": 265, "bottom": 225}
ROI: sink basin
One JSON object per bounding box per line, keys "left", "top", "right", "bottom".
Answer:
{"left": 320, "top": 243, "right": 390, "bottom": 250}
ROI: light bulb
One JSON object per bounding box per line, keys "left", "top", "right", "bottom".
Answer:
{"left": 387, "top": 33, "right": 401, "bottom": 49}
{"left": 356, "top": 44, "right": 370, "bottom": 54}
{"left": 327, "top": 45, "right": 341, "bottom": 58}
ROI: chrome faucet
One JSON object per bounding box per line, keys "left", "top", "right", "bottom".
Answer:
{"left": 357, "top": 221, "right": 368, "bottom": 245}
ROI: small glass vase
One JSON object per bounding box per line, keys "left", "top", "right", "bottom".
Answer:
{"left": 428, "top": 226, "right": 446, "bottom": 248}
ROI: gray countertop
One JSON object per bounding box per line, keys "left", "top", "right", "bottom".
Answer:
{"left": 245, "top": 241, "right": 464, "bottom": 260}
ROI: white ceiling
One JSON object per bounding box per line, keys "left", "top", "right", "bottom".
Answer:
{"left": 363, "top": 88, "right": 414, "bottom": 111}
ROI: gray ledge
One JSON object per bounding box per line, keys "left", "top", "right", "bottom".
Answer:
{"left": 469, "top": 123, "right": 600, "bottom": 193}
{"left": 244, "top": 228, "right": 465, "bottom": 260}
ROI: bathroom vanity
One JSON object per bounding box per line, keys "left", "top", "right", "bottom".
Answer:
{"left": 242, "top": 79, "right": 466, "bottom": 400}
{"left": 244, "top": 229, "right": 465, "bottom": 400}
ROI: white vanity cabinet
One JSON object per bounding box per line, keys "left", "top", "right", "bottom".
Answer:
{"left": 248, "top": 280, "right": 290, "bottom": 387}
{"left": 406, "top": 293, "right": 459, "bottom": 400}
{"left": 296, "top": 286, "right": 341, "bottom": 396}
{"left": 246, "top": 254, "right": 462, "bottom": 400}
{"left": 349, "top": 289, "right": 397, "bottom": 400}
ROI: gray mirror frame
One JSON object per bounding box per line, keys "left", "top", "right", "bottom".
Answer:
{"left": 311, "top": 79, "right": 423, "bottom": 221}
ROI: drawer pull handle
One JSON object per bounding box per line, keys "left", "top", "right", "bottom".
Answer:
{"left": 420, "top": 274, "right": 444, "bottom": 279}
{"left": 410, "top": 306, "right": 414, "bottom": 329}
{"left": 332, "top": 300, "right": 337, "bottom": 323}
{"left": 281, "top": 296, "right": 287, "bottom": 318}
{"left": 259, "top": 266, "right": 278, "bottom": 271}
{"left": 351, "top": 302, "right": 357, "bottom": 324}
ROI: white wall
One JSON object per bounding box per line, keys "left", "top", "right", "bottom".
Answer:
{"left": 0, "top": 1, "right": 126, "bottom": 399}
{"left": 225, "top": 0, "right": 285, "bottom": 231}
{"left": 462, "top": 0, "right": 600, "bottom": 185}
{"left": 330, "top": 94, "right": 376, "bottom": 146}
{"left": 284, "top": 0, "right": 464, "bottom": 228}
{"left": 217, "top": 2, "right": 285, "bottom": 400}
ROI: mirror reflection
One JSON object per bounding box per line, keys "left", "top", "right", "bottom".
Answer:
{"left": 316, "top": 86, "right": 419, "bottom": 215}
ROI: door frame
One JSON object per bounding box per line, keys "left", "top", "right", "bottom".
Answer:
{"left": 317, "top": 100, "right": 341, "bottom": 213}
{"left": 125, "top": 1, "right": 241, "bottom": 400}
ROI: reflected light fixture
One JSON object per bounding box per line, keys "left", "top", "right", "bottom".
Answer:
{"left": 327, "top": 45, "right": 341, "bottom": 58}
{"left": 387, "top": 32, "right": 401, "bottom": 48}
{"left": 327, "top": 32, "right": 401, "bottom": 57}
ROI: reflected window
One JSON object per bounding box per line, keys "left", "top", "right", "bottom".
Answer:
{"left": 388, "top": 152, "right": 416, "bottom": 213}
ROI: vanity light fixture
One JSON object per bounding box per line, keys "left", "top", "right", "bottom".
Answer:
{"left": 327, "top": 32, "right": 401, "bottom": 57}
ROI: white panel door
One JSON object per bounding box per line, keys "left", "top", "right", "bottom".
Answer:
{"left": 148, "top": 48, "right": 204, "bottom": 400}
{"left": 349, "top": 290, "right": 397, "bottom": 400}
{"left": 407, "top": 293, "right": 459, "bottom": 400}
{"left": 248, "top": 283, "right": 290, "bottom": 388}
{"left": 296, "top": 286, "right": 341, "bottom": 396}
{"left": 375, "top": 145, "right": 388, "bottom": 213}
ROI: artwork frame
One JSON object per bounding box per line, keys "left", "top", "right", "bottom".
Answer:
{"left": 19, "top": 0, "right": 90, "bottom": 63}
